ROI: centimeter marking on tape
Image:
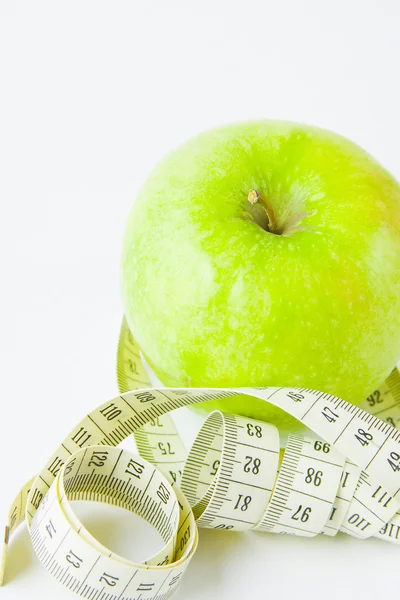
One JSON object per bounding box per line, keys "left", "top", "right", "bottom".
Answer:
{"left": 1, "top": 316, "right": 400, "bottom": 600}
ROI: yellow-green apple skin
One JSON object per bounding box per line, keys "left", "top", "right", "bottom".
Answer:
{"left": 121, "top": 121, "right": 400, "bottom": 430}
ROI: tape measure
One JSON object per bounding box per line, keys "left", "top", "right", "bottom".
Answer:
{"left": 2, "top": 317, "right": 400, "bottom": 599}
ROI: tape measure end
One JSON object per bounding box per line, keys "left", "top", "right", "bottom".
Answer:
{"left": 0, "top": 527, "right": 9, "bottom": 586}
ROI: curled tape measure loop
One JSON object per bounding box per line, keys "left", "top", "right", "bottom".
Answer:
{"left": 29, "top": 445, "right": 197, "bottom": 597}
{"left": 2, "top": 317, "right": 400, "bottom": 599}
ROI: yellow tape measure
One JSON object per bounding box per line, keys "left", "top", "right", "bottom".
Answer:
{"left": 2, "top": 317, "right": 400, "bottom": 599}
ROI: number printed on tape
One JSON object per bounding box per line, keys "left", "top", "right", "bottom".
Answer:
{"left": 2, "top": 317, "right": 400, "bottom": 599}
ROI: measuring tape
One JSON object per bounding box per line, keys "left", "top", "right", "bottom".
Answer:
{"left": 2, "top": 317, "right": 400, "bottom": 599}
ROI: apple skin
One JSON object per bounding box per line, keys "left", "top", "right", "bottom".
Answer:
{"left": 121, "top": 121, "right": 400, "bottom": 431}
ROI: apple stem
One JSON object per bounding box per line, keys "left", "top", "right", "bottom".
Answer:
{"left": 247, "top": 189, "right": 278, "bottom": 234}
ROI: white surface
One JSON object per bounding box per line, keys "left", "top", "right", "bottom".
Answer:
{"left": 1, "top": 1, "right": 400, "bottom": 599}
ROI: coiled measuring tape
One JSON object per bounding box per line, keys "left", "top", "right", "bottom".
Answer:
{"left": 2, "top": 317, "right": 400, "bottom": 599}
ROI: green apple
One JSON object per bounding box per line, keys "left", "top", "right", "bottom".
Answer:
{"left": 121, "top": 121, "right": 400, "bottom": 431}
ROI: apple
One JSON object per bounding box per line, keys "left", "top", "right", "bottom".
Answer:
{"left": 121, "top": 121, "right": 400, "bottom": 431}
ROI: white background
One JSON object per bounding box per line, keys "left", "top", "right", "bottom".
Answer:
{"left": 1, "top": 1, "right": 400, "bottom": 599}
